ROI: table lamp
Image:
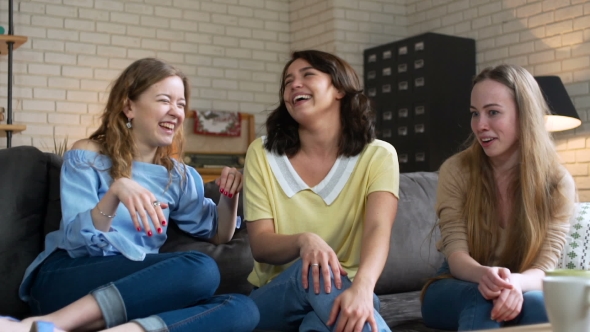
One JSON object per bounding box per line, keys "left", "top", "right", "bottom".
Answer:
{"left": 534, "top": 76, "right": 582, "bottom": 132}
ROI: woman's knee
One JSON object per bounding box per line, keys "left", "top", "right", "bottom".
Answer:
{"left": 177, "top": 251, "right": 220, "bottom": 298}
{"left": 422, "top": 278, "right": 490, "bottom": 329}
{"left": 227, "top": 294, "right": 260, "bottom": 330}
{"left": 520, "top": 290, "right": 548, "bottom": 322}
{"left": 522, "top": 291, "right": 545, "bottom": 309}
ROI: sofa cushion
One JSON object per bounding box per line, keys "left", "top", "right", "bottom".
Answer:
{"left": 0, "top": 146, "right": 52, "bottom": 318}
{"left": 557, "top": 202, "right": 590, "bottom": 270}
{"left": 375, "top": 172, "right": 444, "bottom": 295}
{"left": 43, "top": 153, "right": 63, "bottom": 237}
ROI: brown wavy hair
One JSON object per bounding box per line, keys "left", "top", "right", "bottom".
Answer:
{"left": 421, "top": 64, "right": 572, "bottom": 301}
{"left": 89, "top": 58, "right": 189, "bottom": 180}
{"left": 265, "top": 50, "right": 375, "bottom": 157}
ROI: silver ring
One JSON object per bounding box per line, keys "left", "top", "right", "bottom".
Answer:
{"left": 311, "top": 263, "right": 319, "bottom": 267}
{"left": 152, "top": 200, "right": 160, "bottom": 207}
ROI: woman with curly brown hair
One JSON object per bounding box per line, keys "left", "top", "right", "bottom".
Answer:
{"left": 421, "top": 64, "right": 576, "bottom": 331}
{"left": 244, "top": 50, "right": 400, "bottom": 332}
{"left": 0, "top": 58, "right": 259, "bottom": 332}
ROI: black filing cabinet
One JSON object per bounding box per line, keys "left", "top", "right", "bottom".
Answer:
{"left": 364, "top": 32, "right": 476, "bottom": 172}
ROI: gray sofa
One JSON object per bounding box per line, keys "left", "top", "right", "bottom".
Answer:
{"left": 0, "top": 145, "right": 445, "bottom": 331}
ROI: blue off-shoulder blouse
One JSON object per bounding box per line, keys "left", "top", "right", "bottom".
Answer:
{"left": 19, "top": 149, "right": 218, "bottom": 301}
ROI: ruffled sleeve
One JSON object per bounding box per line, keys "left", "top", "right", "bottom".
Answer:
{"left": 59, "top": 150, "right": 146, "bottom": 260}
{"left": 170, "top": 165, "right": 218, "bottom": 239}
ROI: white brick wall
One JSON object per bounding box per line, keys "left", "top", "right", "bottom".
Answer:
{"left": 333, "top": 0, "right": 407, "bottom": 75}
{"left": 406, "top": 0, "right": 590, "bottom": 201}
{"left": 289, "top": 0, "right": 406, "bottom": 84}
{"left": 0, "top": 0, "right": 290, "bottom": 146}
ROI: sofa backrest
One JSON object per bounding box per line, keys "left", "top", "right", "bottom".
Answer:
{"left": 375, "top": 171, "right": 444, "bottom": 295}
{"left": 0, "top": 146, "right": 62, "bottom": 319}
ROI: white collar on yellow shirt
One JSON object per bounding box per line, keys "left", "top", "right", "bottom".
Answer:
{"left": 263, "top": 137, "right": 360, "bottom": 205}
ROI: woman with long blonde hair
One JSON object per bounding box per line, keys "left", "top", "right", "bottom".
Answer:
{"left": 0, "top": 58, "right": 259, "bottom": 332}
{"left": 421, "top": 64, "right": 576, "bottom": 331}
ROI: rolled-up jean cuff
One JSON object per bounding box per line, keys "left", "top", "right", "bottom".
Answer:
{"left": 132, "top": 316, "right": 168, "bottom": 332}
{"left": 90, "top": 282, "right": 127, "bottom": 328}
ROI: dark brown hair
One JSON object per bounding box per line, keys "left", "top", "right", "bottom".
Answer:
{"left": 89, "top": 58, "right": 189, "bottom": 180}
{"left": 265, "top": 50, "right": 375, "bottom": 156}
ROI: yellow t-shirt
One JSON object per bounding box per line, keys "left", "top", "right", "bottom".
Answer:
{"left": 244, "top": 137, "right": 400, "bottom": 287}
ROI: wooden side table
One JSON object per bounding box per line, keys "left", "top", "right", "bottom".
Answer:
{"left": 477, "top": 323, "right": 551, "bottom": 331}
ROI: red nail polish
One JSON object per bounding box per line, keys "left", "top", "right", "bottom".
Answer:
{"left": 224, "top": 190, "right": 228, "bottom": 195}
{"left": 157, "top": 227, "right": 162, "bottom": 234}
{"left": 161, "top": 220, "right": 167, "bottom": 226}
{"left": 228, "top": 193, "right": 233, "bottom": 198}
{"left": 147, "top": 230, "right": 153, "bottom": 237}
{"left": 219, "top": 188, "right": 223, "bottom": 193}
{"left": 136, "top": 227, "right": 141, "bottom": 232}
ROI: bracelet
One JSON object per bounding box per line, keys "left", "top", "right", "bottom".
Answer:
{"left": 96, "top": 204, "right": 116, "bottom": 218}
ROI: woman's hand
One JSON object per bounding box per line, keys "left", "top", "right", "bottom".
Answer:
{"left": 478, "top": 266, "right": 514, "bottom": 300}
{"left": 298, "top": 232, "right": 347, "bottom": 294}
{"left": 111, "top": 177, "right": 168, "bottom": 235}
{"left": 215, "top": 167, "right": 242, "bottom": 199}
{"left": 327, "top": 282, "right": 376, "bottom": 332}
{"left": 491, "top": 278, "right": 523, "bottom": 322}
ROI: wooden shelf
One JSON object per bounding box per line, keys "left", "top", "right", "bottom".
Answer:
{"left": 0, "top": 124, "right": 26, "bottom": 137}
{"left": 0, "top": 35, "right": 28, "bottom": 55}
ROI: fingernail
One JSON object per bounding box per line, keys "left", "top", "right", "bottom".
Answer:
{"left": 223, "top": 190, "right": 228, "bottom": 195}
{"left": 147, "top": 230, "right": 153, "bottom": 237}
{"left": 161, "top": 220, "right": 167, "bottom": 226}
{"left": 219, "top": 188, "right": 223, "bottom": 193}
{"left": 228, "top": 193, "right": 233, "bottom": 198}
{"left": 157, "top": 227, "right": 162, "bottom": 234}
{"left": 136, "top": 227, "right": 141, "bottom": 232}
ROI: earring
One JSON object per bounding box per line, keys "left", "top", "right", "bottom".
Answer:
{"left": 126, "top": 119, "right": 132, "bottom": 129}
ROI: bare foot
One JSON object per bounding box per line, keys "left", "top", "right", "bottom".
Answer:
{"left": 0, "top": 317, "right": 32, "bottom": 332}
{"left": 0, "top": 317, "right": 64, "bottom": 332}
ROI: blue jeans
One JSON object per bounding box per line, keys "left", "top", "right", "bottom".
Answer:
{"left": 421, "top": 261, "right": 548, "bottom": 331}
{"left": 29, "top": 250, "right": 259, "bottom": 332}
{"left": 249, "top": 260, "right": 390, "bottom": 332}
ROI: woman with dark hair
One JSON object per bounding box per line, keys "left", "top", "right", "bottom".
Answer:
{"left": 421, "top": 64, "right": 576, "bottom": 331}
{"left": 0, "top": 58, "right": 259, "bottom": 332}
{"left": 244, "top": 50, "right": 400, "bottom": 332}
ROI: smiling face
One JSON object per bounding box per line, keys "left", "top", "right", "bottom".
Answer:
{"left": 124, "top": 75, "right": 186, "bottom": 155}
{"left": 282, "top": 58, "right": 344, "bottom": 127}
{"left": 470, "top": 79, "right": 520, "bottom": 166}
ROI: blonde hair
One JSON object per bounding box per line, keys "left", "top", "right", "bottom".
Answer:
{"left": 89, "top": 58, "right": 189, "bottom": 180}
{"left": 463, "top": 64, "right": 567, "bottom": 272}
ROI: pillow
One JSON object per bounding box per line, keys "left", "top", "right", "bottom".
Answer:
{"left": 557, "top": 203, "right": 590, "bottom": 270}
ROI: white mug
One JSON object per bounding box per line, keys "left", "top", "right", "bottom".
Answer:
{"left": 544, "top": 271, "right": 590, "bottom": 332}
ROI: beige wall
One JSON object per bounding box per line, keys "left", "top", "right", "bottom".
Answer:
{"left": 1, "top": 0, "right": 588, "bottom": 200}
{"left": 405, "top": 0, "right": 590, "bottom": 201}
